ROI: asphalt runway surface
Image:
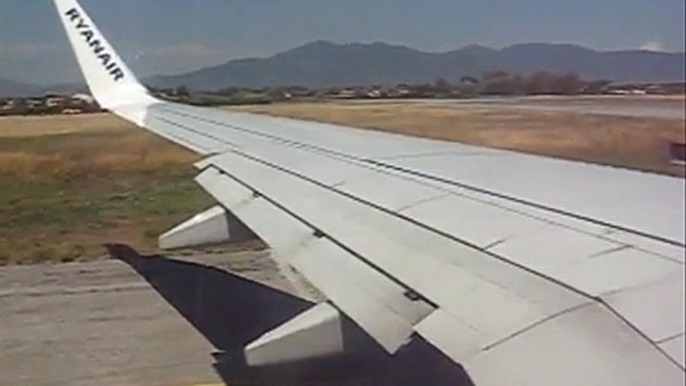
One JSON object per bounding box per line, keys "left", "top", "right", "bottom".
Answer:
{"left": 1, "top": 246, "right": 472, "bottom": 386}
{"left": 347, "top": 96, "right": 686, "bottom": 119}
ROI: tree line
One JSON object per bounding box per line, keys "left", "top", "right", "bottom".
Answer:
{"left": 431, "top": 71, "right": 612, "bottom": 97}
{"left": 154, "top": 70, "right": 617, "bottom": 104}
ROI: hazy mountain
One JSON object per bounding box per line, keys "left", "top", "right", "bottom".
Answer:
{"left": 147, "top": 41, "right": 686, "bottom": 90}
{"left": 2, "top": 42, "right": 683, "bottom": 97}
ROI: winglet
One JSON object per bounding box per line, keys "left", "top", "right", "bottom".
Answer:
{"left": 53, "top": 0, "right": 156, "bottom": 112}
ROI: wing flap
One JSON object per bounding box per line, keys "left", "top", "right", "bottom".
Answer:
{"left": 195, "top": 166, "right": 435, "bottom": 352}
{"left": 200, "top": 150, "right": 596, "bottom": 347}
{"left": 197, "top": 146, "right": 683, "bottom": 378}
{"left": 661, "top": 335, "right": 686, "bottom": 368}
{"left": 604, "top": 271, "right": 685, "bottom": 351}
{"left": 463, "top": 303, "right": 685, "bottom": 386}
{"left": 414, "top": 309, "right": 484, "bottom": 361}
{"left": 420, "top": 302, "right": 685, "bottom": 383}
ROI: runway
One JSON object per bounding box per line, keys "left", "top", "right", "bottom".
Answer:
{"left": 1, "top": 247, "right": 472, "bottom": 386}
{"left": 345, "top": 96, "right": 686, "bottom": 119}
{"left": 0, "top": 251, "right": 243, "bottom": 386}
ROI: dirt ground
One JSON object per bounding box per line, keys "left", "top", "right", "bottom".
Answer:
{"left": 0, "top": 249, "right": 470, "bottom": 386}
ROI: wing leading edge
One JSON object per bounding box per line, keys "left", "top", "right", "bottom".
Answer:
{"left": 53, "top": 0, "right": 686, "bottom": 384}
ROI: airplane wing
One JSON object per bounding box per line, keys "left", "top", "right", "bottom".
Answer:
{"left": 54, "top": 0, "right": 685, "bottom": 384}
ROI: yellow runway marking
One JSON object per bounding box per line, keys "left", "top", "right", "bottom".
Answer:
{"left": 122, "top": 383, "right": 226, "bottom": 386}
{"left": 163, "top": 383, "right": 225, "bottom": 386}
{"left": 124, "top": 382, "right": 225, "bottom": 386}
{"left": 173, "top": 384, "right": 225, "bottom": 386}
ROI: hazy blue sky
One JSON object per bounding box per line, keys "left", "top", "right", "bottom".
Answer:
{"left": 1, "top": 0, "right": 684, "bottom": 85}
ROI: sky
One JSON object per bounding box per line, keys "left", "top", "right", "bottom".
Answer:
{"left": 0, "top": 0, "right": 684, "bottom": 85}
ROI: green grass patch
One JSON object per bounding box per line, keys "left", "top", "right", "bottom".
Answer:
{"left": 0, "top": 127, "right": 214, "bottom": 266}
{"left": 0, "top": 173, "right": 214, "bottom": 265}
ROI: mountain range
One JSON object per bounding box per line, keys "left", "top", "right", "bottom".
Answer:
{"left": 148, "top": 42, "right": 685, "bottom": 90}
{"left": 1, "top": 41, "right": 684, "bottom": 96}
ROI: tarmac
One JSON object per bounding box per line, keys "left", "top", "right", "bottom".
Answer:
{"left": 0, "top": 246, "right": 473, "bottom": 386}
{"left": 346, "top": 96, "right": 686, "bottom": 119}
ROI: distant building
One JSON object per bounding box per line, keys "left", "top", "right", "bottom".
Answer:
{"left": 331, "top": 89, "right": 357, "bottom": 99}
{"left": 72, "top": 93, "right": 96, "bottom": 104}
{"left": 670, "top": 143, "right": 686, "bottom": 166}
{"left": 26, "top": 98, "right": 44, "bottom": 108}
{"left": 61, "top": 108, "right": 83, "bottom": 115}
{"left": 367, "top": 89, "right": 382, "bottom": 98}
{"left": 46, "top": 97, "right": 66, "bottom": 108}
{"left": 279, "top": 86, "right": 313, "bottom": 99}
{"left": 387, "top": 85, "right": 413, "bottom": 98}
{"left": 645, "top": 83, "right": 686, "bottom": 95}
{"left": 608, "top": 89, "right": 647, "bottom": 95}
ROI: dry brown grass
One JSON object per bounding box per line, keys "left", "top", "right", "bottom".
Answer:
{"left": 0, "top": 113, "right": 127, "bottom": 137}
{"left": 0, "top": 113, "right": 212, "bottom": 265}
{"left": 234, "top": 102, "right": 686, "bottom": 176}
{"left": 0, "top": 114, "right": 199, "bottom": 180}
{"left": 0, "top": 142, "right": 195, "bottom": 180}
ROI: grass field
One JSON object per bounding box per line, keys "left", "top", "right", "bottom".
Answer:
{"left": 0, "top": 114, "right": 216, "bottom": 265}
{"left": 0, "top": 99, "right": 684, "bottom": 265}
{"left": 234, "top": 101, "right": 686, "bottom": 177}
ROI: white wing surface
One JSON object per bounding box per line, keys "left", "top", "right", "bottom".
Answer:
{"left": 54, "top": 0, "right": 685, "bottom": 384}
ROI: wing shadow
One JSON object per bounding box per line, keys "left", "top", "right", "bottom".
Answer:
{"left": 106, "top": 244, "right": 473, "bottom": 386}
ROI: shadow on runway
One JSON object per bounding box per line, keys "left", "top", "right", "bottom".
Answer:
{"left": 106, "top": 244, "right": 474, "bottom": 386}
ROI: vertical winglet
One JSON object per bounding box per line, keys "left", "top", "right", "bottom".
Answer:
{"left": 53, "top": 0, "right": 156, "bottom": 112}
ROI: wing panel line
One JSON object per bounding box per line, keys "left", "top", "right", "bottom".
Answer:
{"left": 155, "top": 104, "right": 685, "bottom": 248}
{"left": 146, "top": 111, "right": 682, "bottom": 366}
{"left": 203, "top": 146, "right": 680, "bottom": 368}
